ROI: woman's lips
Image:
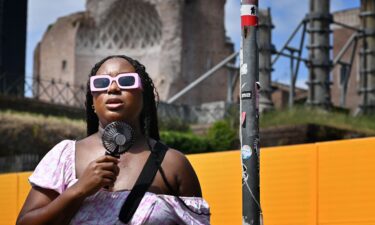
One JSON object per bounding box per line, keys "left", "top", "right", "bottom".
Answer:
{"left": 105, "top": 98, "right": 124, "bottom": 110}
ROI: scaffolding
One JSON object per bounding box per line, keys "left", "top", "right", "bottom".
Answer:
{"left": 357, "top": 0, "right": 375, "bottom": 114}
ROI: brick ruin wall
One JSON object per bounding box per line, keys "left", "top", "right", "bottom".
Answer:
{"left": 34, "top": 0, "right": 234, "bottom": 106}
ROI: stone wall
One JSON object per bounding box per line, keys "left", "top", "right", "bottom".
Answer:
{"left": 34, "top": 0, "right": 234, "bottom": 106}
{"left": 180, "top": 0, "right": 234, "bottom": 104}
{"left": 76, "top": 0, "right": 165, "bottom": 93}
{"left": 34, "top": 12, "right": 84, "bottom": 105}
{"left": 158, "top": 101, "right": 235, "bottom": 124}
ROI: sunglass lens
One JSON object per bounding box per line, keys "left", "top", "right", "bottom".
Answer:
{"left": 118, "top": 76, "right": 135, "bottom": 87}
{"left": 93, "top": 78, "right": 110, "bottom": 88}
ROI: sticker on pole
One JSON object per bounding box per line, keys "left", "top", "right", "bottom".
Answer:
{"left": 241, "top": 4, "right": 258, "bottom": 27}
{"left": 242, "top": 145, "right": 252, "bottom": 159}
{"left": 241, "top": 112, "right": 246, "bottom": 126}
{"left": 241, "top": 91, "right": 252, "bottom": 100}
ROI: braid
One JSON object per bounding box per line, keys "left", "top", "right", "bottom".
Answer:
{"left": 85, "top": 58, "right": 107, "bottom": 136}
{"left": 85, "top": 55, "right": 160, "bottom": 141}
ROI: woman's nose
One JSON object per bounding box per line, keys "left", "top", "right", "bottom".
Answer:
{"left": 107, "top": 80, "right": 121, "bottom": 93}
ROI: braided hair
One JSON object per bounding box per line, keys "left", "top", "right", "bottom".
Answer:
{"left": 85, "top": 55, "right": 160, "bottom": 141}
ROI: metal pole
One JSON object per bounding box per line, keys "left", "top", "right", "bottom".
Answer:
{"left": 240, "top": 1, "right": 261, "bottom": 224}
{"left": 307, "top": 0, "right": 332, "bottom": 108}
{"left": 287, "top": 47, "right": 296, "bottom": 107}
{"left": 339, "top": 63, "right": 349, "bottom": 107}
{"left": 293, "top": 21, "right": 307, "bottom": 89}
{"left": 258, "top": 7, "right": 274, "bottom": 112}
{"left": 357, "top": 0, "right": 375, "bottom": 114}
{"left": 332, "top": 33, "right": 357, "bottom": 66}
{"left": 273, "top": 51, "right": 310, "bottom": 63}
{"left": 271, "top": 20, "right": 304, "bottom": 65}
{"left": 332, "top": 20, "right": 362, "bottom": 32}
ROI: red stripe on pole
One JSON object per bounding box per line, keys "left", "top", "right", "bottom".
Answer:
{"left": 241, "top": 15, "right": 258, "bottom": 27}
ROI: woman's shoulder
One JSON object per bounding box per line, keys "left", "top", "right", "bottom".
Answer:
{"left": 163, "top": 147, "right": 190, "bottom": 169}
{"left": 162, "top": 145, "right": 203, "bottom": 197}
{"left": 45, "top": 139, "right": 76, "bottom": 157}
{"left": 149, "top": 139, "right": 185, "bottom": 164}
{"left": 53, "top": 139, "right": 75, "bottom": 147}
{"left": 164, "top": 146, "right": 185, "bottom": 158}
{"left": 29, "top": 139, "right": 77, "bottom": 194}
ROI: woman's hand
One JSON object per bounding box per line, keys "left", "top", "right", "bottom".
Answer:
{"left": 71, "top": 155, "right": 120, "bottom": 197}
{"left": 16, "top": 155, "right": 119, "bottom": 225}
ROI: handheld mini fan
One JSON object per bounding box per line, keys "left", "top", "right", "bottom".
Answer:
{"left": 102, "top": 121, "right": 135, "bottom": 157}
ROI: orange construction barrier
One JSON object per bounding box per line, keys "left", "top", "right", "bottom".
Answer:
{"left": 1, "top": 137, "right": 375, "bottom": 225}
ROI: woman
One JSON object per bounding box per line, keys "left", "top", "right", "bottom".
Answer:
{"left": 17, "top": 55, "right": 210, "bottom": 224}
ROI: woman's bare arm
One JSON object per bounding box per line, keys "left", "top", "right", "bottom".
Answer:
{"left": 163, "top": 149, "right": 202, "bottom": 197}
{"left": 16, "top": 155, "right": 120, "bottom": 225}
{"left": 16, "top": 185, "right": 86, "bottom": 225}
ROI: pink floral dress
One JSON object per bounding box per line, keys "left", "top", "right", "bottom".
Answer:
{"left": 29, "top": 140, "right": 210, "bottom": 225}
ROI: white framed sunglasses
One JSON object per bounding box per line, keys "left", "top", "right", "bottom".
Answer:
{"left": 90, "top": 73, "right": 143, "bottom": 92}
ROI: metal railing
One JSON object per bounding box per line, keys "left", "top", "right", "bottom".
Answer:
{"left": 0, "top": 74, "right": 86, "bottom": 108}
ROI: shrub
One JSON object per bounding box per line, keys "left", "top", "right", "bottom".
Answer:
{"left": 160, "top": 131, "right": 210, "bottom": 154}
{"left": 207, "top": 120, "right": 238, "bottom": 151}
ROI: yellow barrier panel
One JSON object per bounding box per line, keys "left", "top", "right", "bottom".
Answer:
{"left": 318, "top": 137, "right": 375, "bottom": 225}
{"left": 2, "top": 137, "right": 375, "bottom": 225}
{"left": 261, "top": 144, "right": 318, "bottom": 225}
{"left": 188, "top": 150, "right": 242, "bottom": 225}
{"left": 0, "top": 173, "right": 18, "bottom": 225}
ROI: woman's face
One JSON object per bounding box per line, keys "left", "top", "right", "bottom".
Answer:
{"left": 92, "top": 57, "right": 143, "bottom": 128}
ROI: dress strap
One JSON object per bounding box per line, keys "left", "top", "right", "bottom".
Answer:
{"left": 118, "top": 141, "right": 168, "bottom": 223}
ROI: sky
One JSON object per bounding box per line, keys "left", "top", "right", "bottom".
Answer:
{"left": 26, "top": 0, "right": 360, "bottom": 89}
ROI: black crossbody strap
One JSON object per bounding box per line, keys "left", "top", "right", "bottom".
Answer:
{"left": 118, "top": 141, "right": 168, "bottom": 223}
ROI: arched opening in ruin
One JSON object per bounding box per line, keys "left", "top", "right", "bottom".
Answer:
{"left": 76, "top": 0, "right": 162, "bottom": 53}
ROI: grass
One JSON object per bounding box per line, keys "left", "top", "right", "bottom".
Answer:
{"left": 260, "top": 106, "right": 375, "bottom": 135}
{"left": 0, "top": 109, "right": 85, "bottom": 127}
{"left": 2, "top": 106, "right": 375, "bottom": 137}
{"left": 1, "top": 107, "right": 374, "bottom": 155}
{"left": 0, "top": 109, "right": 86, "bottom": 156}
